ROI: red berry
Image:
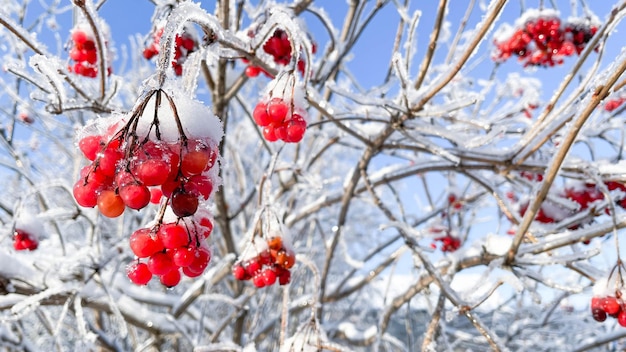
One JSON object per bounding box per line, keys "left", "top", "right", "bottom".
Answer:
{"left": 171, "top": 190, "right": 199, "bottom": 217}
{"left": 253, "top": 101, "right": 271, "bottom": 126}
{"left": 148, "top": 252, "right": 176, "bottom": 276}
{"left": 129, "top": 228, "right": 165, "bottom": 258}
{"left": 262, "top": 125, "right": 278, "bottom": 142}
{"left": 73, "top": 179, "right": 100, "bottom": 208}
{"left": 619, "top": 311, "right": 626, "bottom": 327}
{"left": 135, "top": 159, "right": 170, "bottom": 186}
{"left": 274, "top": 124, "right": 288, "bottom": 142}
{"left": 187, "top": 247, "right": 211, "bottom": 274}
{"left": 252, "top": 274, "right": 266, "bottom": 288}
{"left": 182, "top": 265, "right": 204, "bottom": 278}
{"left": 115, "top": 171, "right": 135, "bottom": 188}
{"left": 72, "top": 30, "right": 89, "bottom": 45}
{"left": 285, "top": 115, "right": 306, "bottom": 143}
{"left": 278, "top": 269, "right": 291, "bottom": 285}
{"left": 160, "top": 269, "right": 182, "bottom": 288}
{"left": 98, "top": 140, "right": 123, "bottom": 177}
{"left": 150, "top": 187, "right": 163, "bottom": 204}
{"left": 172, "top": 247, "right": 196, "bottom": 267}
{"left": 181, "top": 150, "right": 210, "bottom": 176}
{"left": 78, "top": 135, "right": 102, "bottom": 161}
{"left": 119, "top": 183, "right": 151, "bottom": 210}
{"left": 233, "top": 264, "right": 247, "bottom": 280}
{"left": 602, "top": 296, "right": 621, "bottom": 315}
{"left": 126, "top": 262, "right": 153, "bottom": 285}
{"left": 262, "top": 268, "right": 277, "bottom": 286}
{"left": 245, "top": 259, "right": 261, "bottom": 276}
{"left": 246, "top": 65, "right": 262, "bottom": 78}
{"left": 158, "top": 223, "right": 189, "bottom": 249}
{"left": 97, "top": 189, "right": 125, "bottom": 218}
{"left": 267, "top": 98, "right": 289, "bottom": 123}
{"left": 186, "top": 175, "right": 213, "bottom": 200}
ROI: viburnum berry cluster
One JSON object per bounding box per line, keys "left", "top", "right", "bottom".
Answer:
{"left": 127, "top": 211, "right": 213, "bottom": 287}
{"left": 143, "top": 25, "right": 198, "bottom": 76}
{"left": 232, "top": 235, "right": 295, "bottom": 288}
{"left": 68, "top": 23, "right": 112, "bottom": 78}
{"left": 516, "top": 178, "right": 626, "bottom": 229}
{"left": 493, "top": 9, "right": 599, "bottom": 67}
{"left": 253, "top": 74, "right": 308, "bottom": 143}
{"left": 13, "top": 229, "right": 38, "bottom": 251}
{"left": 243, "top": 28, "right": 316, "bottom": 78}
{"left": 605, "top": 97, "right": 626, "bottom": 112}
{"left": 431, "top": 233, "right": 462, "bottom": 252}
{"left": 74, "top": 131, "right": 216, "bottom": 218}
{"left": 591, "top": 274, "right": 626, "bottom": 327}
{"left": 425, "top": 193, "right": 465, "bottom": 252}
{"left": 73, "top": 86, "right": 223, "bottom": 287}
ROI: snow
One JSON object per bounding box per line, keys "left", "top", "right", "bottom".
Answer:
{"left": 337, "top": 322, "right": 377, "bottom": 341}
{"left": 484, "top": 233, "right": 512, "bottom": 256}
{"left": 135, "top": 82, "right": 224, "bottom": 144}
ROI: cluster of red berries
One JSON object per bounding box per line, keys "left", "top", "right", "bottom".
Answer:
{"left": 591, "top": 293, "right": 626, "bottom": 326}
{"left": 431, "top": 234, "right": 462, "bottom": 252}
{"left": 143, "top": 27, "right": 197, "bottom": 76}
{"left": 515, "top": 177, "right": 626, "bottom": 229}
{"left": 447, "top": 193, "right": 464, "bottom": 211}
{"left": 68, "top": 25, "right": 111, "bottom": 78}
{"left": 73, "top": 129, "right": 216, "bottom": 219}
{"left": 232, "top": 236, "right": 295, "bottom": 288}
{"left": 605, "top": 97, "right": 626, "bottom": 112}
{"left": 253, "top": 97, "right": 307, "bottom": 143}
{"left": 493, "top": 11, "right": 598, "bottom": 67}
{"left": 427, "top": 224, "right": 462, "bottom": 253}
{"left": 243, "top": 29, "right": 315, "bottom": 78}
{"left": 126, "top": 214, "right": 213, "bottom": 287}
{"left": 13, "top": 229, "right": 38, "bottom": 251}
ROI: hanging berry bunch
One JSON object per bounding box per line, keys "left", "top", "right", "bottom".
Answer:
{"left": 143, "top": 23, "right": 198, "bottom": 76}
{"left": 73, "top": 84, "right": 223, "bottom": 287}
{"left": 232, "top": 235, "right": 295, "bottom": 288}
{"left": 11, "top": 213, "right": 44, "bottom": 251}
{"left": 127, "top": 209, "right": 214, "bottom": 287}
{"left": 604, "top": 96, "right": 626, "bottom": 112}
{"left": 426, "top": 191, "right": 465, "bottom": 252}
{"left": 252, "top": 73, "right": 308, "bottom": 143}
{"left": 243, "top": 26, "right": 316, "bottom": 78}
{"left": 515, "top": 179, "right": 626, "bottom": 230}
{"left": 492, "top": 9, "right": 599, "bottom": 67}
{"left": 13, "top": 229, "right": 38, "bottom": 251}
{"left": 431, "top": 232, "right": 462, "bottom": 252}
{"left": 68, "top": 23, "right": 113, "bottom": 78}
{"left": 232, "top": 207, "right": 296, "bottom": 288}
{"left": 591, "top": 267, "right": 626, "bottom": 327}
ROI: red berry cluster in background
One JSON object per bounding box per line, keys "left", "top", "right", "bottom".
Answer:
{"left": 68, "top": 24, "right": 112, "bottom": 78}
{"left": 591, "top": 294, "right": 626, "bottom": 326}
{"left": 232, "top": 236, "right": 295, "bottom": 288}
{"left": 13, "top": 229, "right": 38, "bottom": 251}
{"left": 253, "top": 97, "right": 307, "bottom": 143}
{"left": 426, "top": 224, "right": 462, "bottom": 253}
{"left": 512, "top": 178, "right": 626, "bottom": 236}
{"left": 126, "top": 213, "right": 213, "bottom": 287}
{"left": 243, "top": 29, "right": 316, "bottom": 78}
{"left": 143, "top": 26, "right": 197, "bottom": 76}
{"left": 493, "top": 9, "right": 598, "bottom": 67}
{"left": 431, "top": 234, "right": 462, "bottom": 252}
{"left": 71, "top": 88, "right": 223, "bottom": 288}
{"left": 74, "top": 130, "right": 216, "bottom": 219}
{"left": 605, "top": 97, "right": 626, "bottom": 112}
